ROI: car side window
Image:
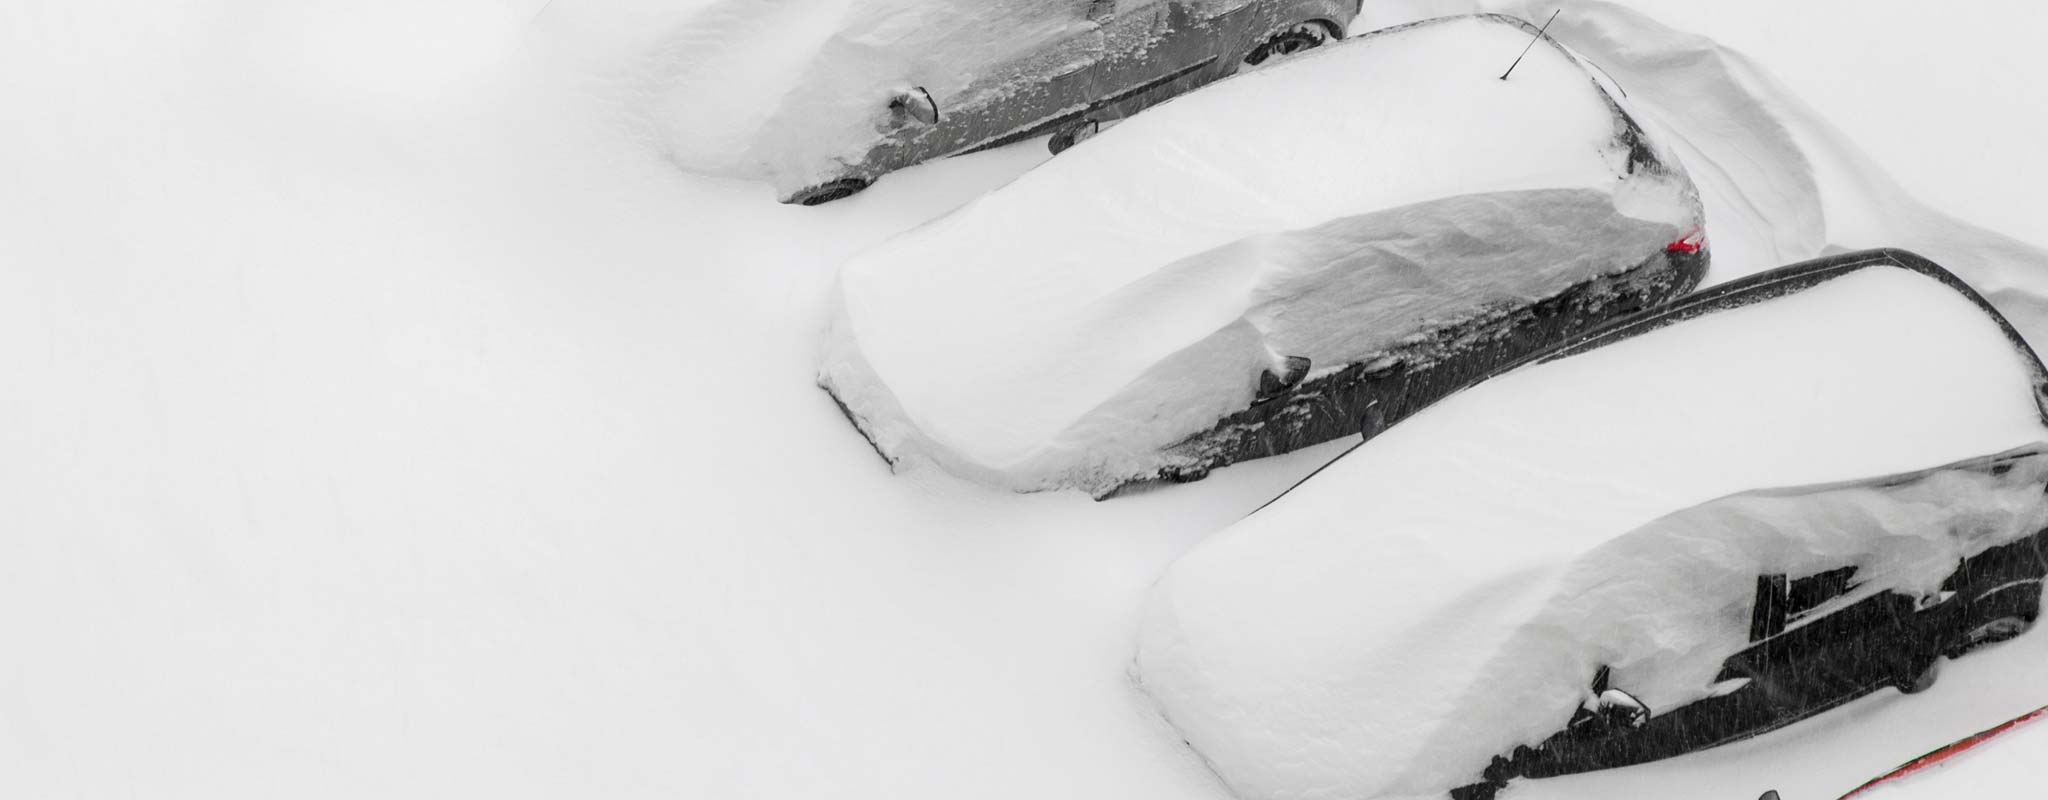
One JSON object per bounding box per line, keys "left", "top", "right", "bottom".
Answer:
{"left": 1785, "top": 566, "right": 1861, "bottom": 624}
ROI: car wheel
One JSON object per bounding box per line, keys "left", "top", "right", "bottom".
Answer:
{"left": 1244, "top": 22, "right": 1332, "bottom": 66}
{"left": 1897, "top": 656, "right": 1941, "bottom": 695}
{"left": 1048, "top": 120, "right": 1099, "bottom": 155}
{"left": 1955, "top": 615, "right": 2034, "bottom": 655}
{"left": 790, "top": 177, "right": 871, "bottom": 206}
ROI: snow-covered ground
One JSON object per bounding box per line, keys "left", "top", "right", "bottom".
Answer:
{"left": 1852, "top": 707, "right": 2048, "bottom": 800}
{"left": 4, "top": 1, "right": 2046, "bottom": 799}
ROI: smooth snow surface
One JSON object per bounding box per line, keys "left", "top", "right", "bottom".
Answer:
{"left": 1852, "top": 711, "right": 2048, "bottom": 799}
{"left": 822, "top": 15, "right": 1696, "bottom": 493}
{"left": 1136, "top": 266, "right": 2048, "bottom": 800}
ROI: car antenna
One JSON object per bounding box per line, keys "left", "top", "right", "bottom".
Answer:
{"left": 1499, "top": 9, "right": 1562, "bottom": 81}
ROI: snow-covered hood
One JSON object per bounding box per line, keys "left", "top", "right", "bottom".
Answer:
{"left": 1134, "top": 257, "right": 2048, "bottom": 800}
{"left": 819, "top": 14, "right": 1702, "bottom": 493}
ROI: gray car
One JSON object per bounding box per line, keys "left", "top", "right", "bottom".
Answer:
{"left": 783, "top": 0, "right": 1363, "bottom": 205}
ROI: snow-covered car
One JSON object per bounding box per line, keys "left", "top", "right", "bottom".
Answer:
{"left": 818, "top": 14, "right": 1707, "bottom": 496}
{"left": 1133, "top": 250, "right": 2048, "bottom": 800}
{"left": 1455, "top": 451, "right": 2048, "bottom": 799}
{"left": 776, "top": 0, "right": 1362, "bottom": 205}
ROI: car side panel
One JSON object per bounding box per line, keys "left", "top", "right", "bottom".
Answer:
{"left": 835, "top": 0, "right": 1359, "bottom": 186}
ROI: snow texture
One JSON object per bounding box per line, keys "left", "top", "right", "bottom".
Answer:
{"left": 8, "top": 1, "right": 2048, "bottom": 800}
{"left": 820, "top": 15, "right": 1699, "bottom": 494}
{"left": 1855, "top": 711, "right": 2048, "bottom": 799}
{"left": 1135, "top": 266, "right": 2048, "bottom": 800}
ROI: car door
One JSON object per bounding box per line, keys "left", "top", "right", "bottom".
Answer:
{"left": 930, "top": 1, "right": 1111, "bottom": 155}
{"left": 1081, "top": 1, "right": 1227, "bottom": 125}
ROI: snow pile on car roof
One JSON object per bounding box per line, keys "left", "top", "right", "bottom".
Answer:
{"left": 819, "top": 15, "right": 1700, "bottom": 494}
{"left": 1133, "top": 264, "right": 2048, "bottom": 800}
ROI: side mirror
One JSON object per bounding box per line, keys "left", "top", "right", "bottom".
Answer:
{"left": 889, "top": 87, "right": 939, "bottom": 126}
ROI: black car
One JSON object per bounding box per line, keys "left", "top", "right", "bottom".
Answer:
{"left": 1453, "top": 451, "right": 2048, "bottom": 799}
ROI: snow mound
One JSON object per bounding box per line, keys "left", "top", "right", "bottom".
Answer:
{"left": 1134, "top": 262, "right": 2048, "bottom": 800}
{"left": 820, "top": 14, "right": 1700, "bottom": 494}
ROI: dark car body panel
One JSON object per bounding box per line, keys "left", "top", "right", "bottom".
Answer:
{"left": 783, "top": 0, "right": 1361, "bottom": 202}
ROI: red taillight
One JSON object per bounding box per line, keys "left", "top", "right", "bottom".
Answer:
{"left": 1666, "top": 227, "right": 1707, "bottom": 255}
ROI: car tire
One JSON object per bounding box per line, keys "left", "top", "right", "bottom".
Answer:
{"left": 1048, "top": 120, "right": 1099, "bottom": 155}
{"left": 790, "top": 177, "right": 871, "bottom": 206}
{"left": 1897, "top": 656, "right": 1941, "bottom": 695}
{"left": 1244, "top": 21, "right": 1334, "bottom": 66}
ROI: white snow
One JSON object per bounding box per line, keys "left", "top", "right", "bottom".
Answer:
{"left": 1846, "top": 710, "right": 2048, "bottom": 799}
{"left": 1134, "top": 265, "right": 2048, "bottom": 800}
{"left": 822, "top": 15, "right": 1699, "bottom": 494}
{"left": 7, "top": 1, "right": 2048, "bottom": 799}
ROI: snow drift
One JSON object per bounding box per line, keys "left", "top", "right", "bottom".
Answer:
{"left": 819, "top": 14, "right": 1702, "bottom": 495}
{"left": 1134, "top": 258, "right": 2048, "bottom": 800}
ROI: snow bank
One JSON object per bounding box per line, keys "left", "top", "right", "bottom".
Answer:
{"left": 820, "top": 14, "right": 1700, "bottom": 494}
{"left": 1134, "top": 264, "right": 2048, "bottom": 800}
